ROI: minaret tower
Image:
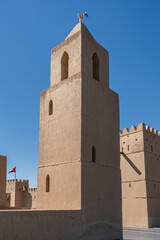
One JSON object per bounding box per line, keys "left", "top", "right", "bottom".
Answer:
{"left": 37, "top": 21, "right": 122, "bottom": 239}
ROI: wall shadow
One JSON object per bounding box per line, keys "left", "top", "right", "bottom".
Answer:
{"left": 121, "top": 153, "right": 142, "bottom": 175}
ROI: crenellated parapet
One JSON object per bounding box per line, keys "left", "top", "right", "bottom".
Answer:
{"left": 6, "top": 179, "right": 15, "bottom": 183}
{"left": 120, "top": 123, "right": 145, "bottom": 136}
{"left": 120, "top": 123, "right": 160, "bottom": 156}
{"left": 6, "top": 179, "right": 29, "bottom": 183}
{"left": 28, "top": 188, "right": 37, "bottom": 193}
{"left": 17, "top": 179, "right": 29, "bottom": 184}
{"left": 120, "top": 123, "right": 160, "bottom": 137}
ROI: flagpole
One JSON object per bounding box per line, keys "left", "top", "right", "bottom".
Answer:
{"left": 15, "top": 167, "right": 16, "bottom": 180}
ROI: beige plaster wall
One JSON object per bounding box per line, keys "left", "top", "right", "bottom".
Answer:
{"left": 144, "top": 127, "right": 160, "bottom": 227}
{"left": 81, "top": 74, "right": 119, "bottom": 169}
{"left": 23, "top": 188, "right": 37, "bottom": 209}
{"left": 0, "top": 209, "right": 122, "bottom": 240}
{"left": 37, "top": 22, "right": 122, "bottom": 238}
{"left": 121, "top": 123, "right": 160, "bottom": 228}
{"left": 37, "top": 24, "right": 82, "bottom": 210}
{"left": 147, "top": 198, "right": 160, "bottom": 227}
{"left": 120, "top": 126, "right": 144, "bottom": 159}
{"left": 38, "top": 77, "right": 81, "bottom": 167}
{"left": 0, "top": 155, "right": 6, "bottom": 207}
{"left": 122, "top": 180, "right": 147, "bottom": 198}
{"left": 81, "top": 33, "right": 122, "bottom": 238}
{"left": 120, "top": 152, "right": 145, "bottom": 182}
{"left": 122, "top": 198, "right": 148, "bottom": 228}
{"left": 120, "top": 124, "right": 148, "bottom": 227}
{"left": 81, "top": 23, "right": 109, "bottom": 89}
{"left": 50, "top": 26, "right": 81, "bottom": 87}
{"left": 6, "top": 180, "right": 16, "bottom": 207}
{"left": 37, "top": 162, "right": 81, "bottom": 210}
{"left": 6, "top": 179, "right": 29, "bottom": 207}
{"left": 144, "top": 126, "right": 160, "bottom": 155}
{"left": 122, "top": 180, "right": 149, "bottom": 228}
{"left": 82, "top": 163, "right": 122, "bottom": 232}
{"left": 15, "top": 180, "right": 29, "bottom": 207}
{"left": 0, "top": 210, "right": 82, "bottom": 240}
{"left": 37, "top": 76, "right": 81, "bottom": 209}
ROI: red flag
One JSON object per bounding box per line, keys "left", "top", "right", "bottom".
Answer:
{"left": 8, "top": 167, "right": 16, "bottom": 173}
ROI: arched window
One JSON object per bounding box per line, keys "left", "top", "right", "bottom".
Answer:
{"left": 92, "top": 146, "right": 96, "bottom": 162}
{"left": 46, "top": 175, "right": 50, "bottom": 192}
{"left": 92, "top": 53, "right": 99, "bottom": 81}
{"left": 61, "top": 52, "right": 69, "bottom": 80}
{"left": 49, "top": 100, "right": 53, "bottom": 115}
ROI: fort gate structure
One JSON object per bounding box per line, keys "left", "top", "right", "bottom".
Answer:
{"left": 120, "top": 123, "right": 160, "bottom": 228}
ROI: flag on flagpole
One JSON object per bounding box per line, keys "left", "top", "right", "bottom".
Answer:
{"left": 8, "top": 167, "right": 16, "bottom": 174}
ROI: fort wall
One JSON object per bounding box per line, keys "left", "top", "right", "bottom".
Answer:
{"left": 6, "top": 179, "right": 16, "bottom": 207}
{"left": 120, "top": 123, "right": 147, "bottom": 227}
{"left": 0, "top": 210, "right": 82, "bottom": 240}
{"left": 0, "top": 209, "right": 121, "bottom": 240}
{"left": 6, "top": 179, "right": 37, "bottom": 209}
{"left": 23, "top": 188, "right": 37, "bottom": 209}
{"left": 143, "top": 126, "right": 160, "bottom": 227}
{"left": 120, "top": 123, "right": 160, "bottom": 228}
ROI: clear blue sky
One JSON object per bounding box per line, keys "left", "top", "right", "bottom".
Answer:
{"left": 0, "top": 0, "right": 160, "bottom": 187}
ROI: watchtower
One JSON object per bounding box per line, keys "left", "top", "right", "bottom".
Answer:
{"left": 120, "top": 123, "right": 160, "bottom": 228}
{"left": 37, "top": 22, "right": 122, "bottom": 238}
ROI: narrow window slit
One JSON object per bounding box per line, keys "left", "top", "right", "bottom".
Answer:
{"left": 92, "top": 146, "right": 96, "bottom": 162}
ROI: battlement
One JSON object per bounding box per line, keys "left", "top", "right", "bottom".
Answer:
{"left": 120, "top": 123, "right": 160, "bottom": 156}
{"left": 7, "top": 179, "right": 29, "bottom": 184}
{"left": 17, "top": 179, "right": 29, "bottom": 183}
{"left": 7, "top": 179, "right": 15, "bottom": 183}
{"left": 145, "top": 125, "right": 160, "bottom": 136}
{"left": 28, "top": 188, "right": 37, "bottom": 192}
{"left": 120, "top": 123, "right": 160, "bottom": 137}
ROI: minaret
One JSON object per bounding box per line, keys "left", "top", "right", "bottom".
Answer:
{"left": 37, "top": 22, "right": 122, "bottom": 239}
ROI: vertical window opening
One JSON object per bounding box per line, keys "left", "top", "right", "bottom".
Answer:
{"left": 46, "top": 175, "right": 50, "bottom": 192}
{"left": 61, "top": 52, "right": 69, "bottom": 80}
{"left": 49, "top": 100, "right": 53, "bottom": 115}
{"left": 151, "top": 145, "right": 153, "bottom": 152}
{"left": 92, "top": 53, "right": 99, "bottom": 81}
{"left": 128, "top": 145, "right": 129, "bottom": 151}
{"left": 92, "top": 146, "right": 96, "bottom": 162}
{"left": 129, "top": 183, "right": 131, "bottom": 188}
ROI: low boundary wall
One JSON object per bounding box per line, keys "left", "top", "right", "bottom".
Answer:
{"left": 0, "top": 210, "right": 82, "bottom": 240}
{"left": 0, "top": 210, "right": 122, "bottom": 240}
